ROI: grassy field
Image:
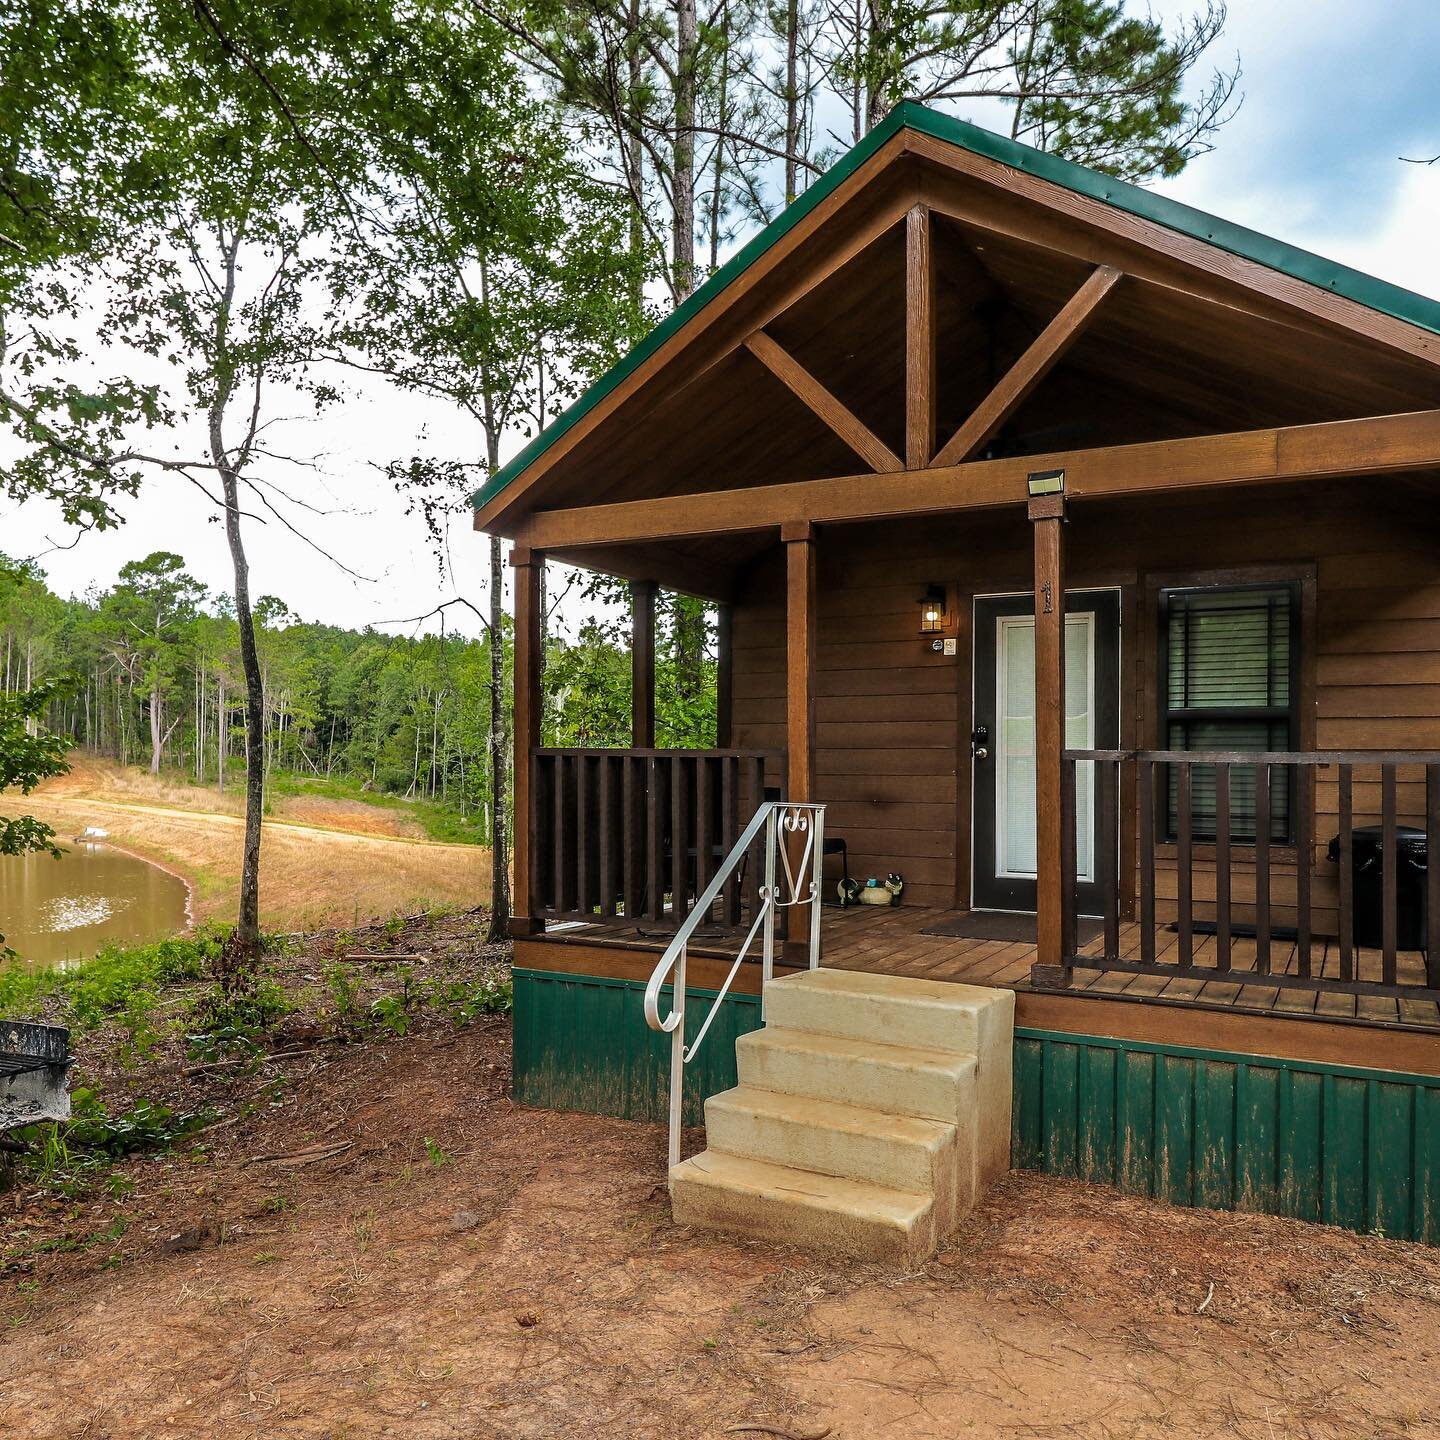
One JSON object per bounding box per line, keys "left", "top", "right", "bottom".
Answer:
{"left": 24, "top": 756, "right": 490, "bottom": 934}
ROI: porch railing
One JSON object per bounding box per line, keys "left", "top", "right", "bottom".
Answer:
{"left": 529, "top": 748, "right": 774, "bottom": 928}
{"left": 1061, "top": 749, "right": 1440, "bottom": 1001}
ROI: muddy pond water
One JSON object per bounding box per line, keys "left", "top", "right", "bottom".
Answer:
{"left": 0, "top": 841, "right": 189, "bottom": 969}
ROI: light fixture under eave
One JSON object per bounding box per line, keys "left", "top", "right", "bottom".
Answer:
{"left": 1026, "top": 468, "right": 1065, "bottom": 498}
{"left": 919, "top": 583, "right": 946, "bottom": 636}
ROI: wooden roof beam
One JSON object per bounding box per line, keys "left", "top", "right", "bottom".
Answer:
{"left": 933, "top": 264, "right": 1121, "bottom": 466}
{"left": 905, "top": 205, "right": 936, "bottom": 467}
{"left": 520, "top": 408, "right": 1440, "bottom": 550}
{"left": 744, "top": 330, "right": 904, "bottom": 473}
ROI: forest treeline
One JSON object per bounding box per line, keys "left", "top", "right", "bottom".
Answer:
{"left": 1, "top": 554, "right": 715, "bottom": 840}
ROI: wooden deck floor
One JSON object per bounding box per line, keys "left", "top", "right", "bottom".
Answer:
{"left": 542, "top": 903, "right": 1440, "bottom": 1031}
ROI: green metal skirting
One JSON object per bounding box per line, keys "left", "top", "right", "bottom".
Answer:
{"left": 512, "top": 967, "right": 760, "bottom": 1127}
{"left": 1013, "top": 1029, "right": 1440, "bottom": 1243}
{"left": 511, "top": 969, "right": 1440, "bottom": 1242}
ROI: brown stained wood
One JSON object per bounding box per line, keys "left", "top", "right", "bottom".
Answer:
{"left": 624, "top": 757, "right": 645, "bottom": 920}
{"left": 785, "top": 528, "right": 819, "bottom": 953}
{"left": 1101, "top": 757, "right": 1119, "bottom": 960}
{"left": 521, "top": 410, "right": 1440, "bottom": 550}
{"left": 1337, "top": 764, "right": 1353, "bottom": 980}
{"left": 1383, "top": 763, "right": 1398, "bottom": 984}
{"left": 905, "top": 205, "right": 936, "bottom": 468}
{"left": 1255, "top": 764, "right": 1271, "bottom": 976}
{"left": 472, "top": 134, "right": 913, "bottom": 534}
{"left": 1177, "top": 764, "right": 1193, "bottom": 967}
{"left": 907, "top": 132, "right": 1440, "bottom": 371}
{"left": 671, "top": 756, "right": 691, "bottom": 925}
{"left": 1215, "top": 763, "right": 1231, "bottom": 971}
{"left": 575, "top": 756, "right": 590, "bottom": 916}
{"left": 785, "top": 530, "right": 818, "bottom": 800}
{"left": 646, "top": 756, "right": 664, "bottom": 922}
{"left": 934, "top": 264, "right": 1121, "bottom": 466}
{"left": 1295, "top": 764, "right": 1313, "bottom": 978}
{"left": 510, "top": 550, "right": 544, "bottom": 935}
{"left": 746, "top": 330, "right": 904, "bottom": 473}
{"left": 631, "top": 580, "right": 656, "bottom": 748}
{"left": 716, "top": 604, "right": 733, "bottom": 748}
{"left": 1139, "top": 758, "right": 1156, "bottom": 963}
{"left": 1032, "top": 504, "right": 1067, "bottom": 977}
{"left": 598, "top": 757, "right": 616, "bottom": 918}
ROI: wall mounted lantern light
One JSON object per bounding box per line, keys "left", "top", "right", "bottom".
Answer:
{"left": 919, "top": 583, "right": 947, "bottom": 636}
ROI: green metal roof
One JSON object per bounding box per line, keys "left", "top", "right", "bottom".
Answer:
{"left": 474, "top": 100, "right": 1440, "bottom": 513}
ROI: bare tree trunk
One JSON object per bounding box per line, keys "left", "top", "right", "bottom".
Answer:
{"left": 672, "top": 0, "right": 698, "bottom": 299}
{"left": 149, "top": 686, "right": 163, "bottom": 773}
{"left": 218, "top": 468, "right": 265, "bottom": 954}
{"left": 785, "top": 0, "right": 800, "bottom": 203}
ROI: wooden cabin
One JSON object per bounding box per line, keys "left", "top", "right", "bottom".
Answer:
{"left": 475, "top": 103, "right": 1440, "bottom": 1247}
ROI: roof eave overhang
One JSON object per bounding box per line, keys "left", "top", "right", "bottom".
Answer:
{"left": 474, "top": 102, "right": 1440, "bottom": 537}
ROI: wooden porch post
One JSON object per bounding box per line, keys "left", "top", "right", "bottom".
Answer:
{"left": 510, "top": 545, "right": 544, "bottom": 937}
{"left": 715, "top": 602, "right": 733, "bottom": 748}
{"left": 783, "top": 521, "right": 817, "bottom": 959}
{"left": 631, "top": 579, "right": 656, "bottom": 748}
{"left": 1028, "top": 494, "right": 1070, "bottom": 987}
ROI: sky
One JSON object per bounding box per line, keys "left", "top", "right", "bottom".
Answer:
{"left": 3, "top": 0, "right": 1437, "bottom": 642}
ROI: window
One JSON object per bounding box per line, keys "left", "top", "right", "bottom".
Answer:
{"left": 1159, "top": 583, "right": 1299, "bottom": 841}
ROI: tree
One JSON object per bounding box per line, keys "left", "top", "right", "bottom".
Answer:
{"left": 99, "top": 552, "right": 205, "bottom": 773}
{"left": 325, "top": 4, "right": 647, "bottom": 941}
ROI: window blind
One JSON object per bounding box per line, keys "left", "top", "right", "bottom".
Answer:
{"left": 1161, "top": 584, "right": 1297, "bottom": 841}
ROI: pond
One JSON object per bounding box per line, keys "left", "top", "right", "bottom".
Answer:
{"left": 0, "top": 840, "right": 190, "bottom": 969}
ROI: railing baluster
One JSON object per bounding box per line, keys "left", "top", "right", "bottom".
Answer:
{"left": 1337, "top": 763, "right": 1353, "bottom": 982}
{"left": 623, "top": 756, "right": 641, "bottom": 920}
{"left": 1214, "top": 762, "right": 1231, "bottom": 973}
{"left": 598, "top": 756, "right": 616, "bottom": 918}
{"left": 1382, "top": 762, "right": 1398, "bottom": 986}
{"left": 746, "top": 756, "right": 766, "bottom": 925}
{"left": 1139, "top": 757, "right": 1155, "bottom": 964}
{"left": 695, "top": 756, "right": 714, "bottom": 924}
{"left": 1177, "top": 761, "right": 1193, "bottom": 969}
{"left": 721, "top": 756, "right": 740, "bottom": 926}
{"left": 646, "top": 755, "right": 665, "bottom": 922}
{"left": 1254, "top": 762, "right": 1271, "bottom": 976}
{"left": 671, "top": 755, "right": 691, "bottom": 925}
{"left": 1060, "top": 753, "right": 1077, "bottom": 964}
{"left": 1101, "top": 756, "right": 1119, "bottom": 962}
{"left": 532, "top": 752, "right": 549, "bottom": 916}
{"left": 1294, "top": 762, "right": 1312, "bottom": 979}
{"left": 575, "top": 754, "right": 590, "bottom": 917}
{"left": 554, "top": 754, "right": 571, "bottom": 916}
{"left": 1427, "top": 763, "right": 1440, "bottom": 990}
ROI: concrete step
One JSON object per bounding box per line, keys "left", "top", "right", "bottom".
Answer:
{"left": 763, "top": 969, "right": 1014, "bottom": 1188}
{"left": 670, "top": 1149, "right": 937, "bottom": 1264}
{"left": 736, "top": 1025, "right": 977, "bottom": 1124}
{"left": 764, "top": 966, "right": 1012, "bottom": 1055}
{"left": 705, "top": 1085, "right": 960, "bottom": 1224}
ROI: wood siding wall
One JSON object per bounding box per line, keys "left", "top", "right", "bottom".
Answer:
{"left": 729, "top": 480, "right": 1440, "bottom": 919}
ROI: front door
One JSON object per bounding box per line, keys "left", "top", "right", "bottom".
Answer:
{"left": 971, "top": 591, "right": 1120, "bottom": 914}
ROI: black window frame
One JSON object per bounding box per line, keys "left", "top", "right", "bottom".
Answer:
{"left": 1157, "top": 580, "right": 1302, "bottom": 845}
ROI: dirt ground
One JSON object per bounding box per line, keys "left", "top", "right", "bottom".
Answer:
{"left": 27, "top": 757, "right": 487, "bottom": 930}
{"left": 4, "top": 924, "right": 1440, "bottom": 1438}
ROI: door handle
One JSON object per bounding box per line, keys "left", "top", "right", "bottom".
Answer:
{"left": 971, "top": 726, "right": 989, "bottom": 761}
{"left": 973, "top": 747, "right": 989, "bottom": 761}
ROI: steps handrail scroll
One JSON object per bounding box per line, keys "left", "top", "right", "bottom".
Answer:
{"left": 643, "top": 800, "right": 826, "bottom": 1168}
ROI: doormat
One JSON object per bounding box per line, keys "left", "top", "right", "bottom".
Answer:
{"left": 920, "top": 911, "right": 1104, "bottom": 945}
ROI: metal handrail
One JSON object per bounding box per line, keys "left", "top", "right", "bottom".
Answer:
{"left": 643, "top": 799, "right": 826, "bottom": 1169}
